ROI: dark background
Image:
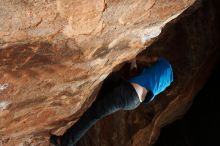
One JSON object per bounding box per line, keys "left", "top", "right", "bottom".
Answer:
{"left": 154, "top": 62, "right": 220, "bottom": 146}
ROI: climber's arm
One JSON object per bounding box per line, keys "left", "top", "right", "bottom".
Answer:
{"left": 129, "top": 58, "right": 137, "bottom": 70}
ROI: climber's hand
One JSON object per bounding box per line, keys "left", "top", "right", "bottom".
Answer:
{"left": 129, "top": 58, "right": 137, "bottom": 71}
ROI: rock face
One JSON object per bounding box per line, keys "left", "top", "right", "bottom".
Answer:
{"left": 2, "top": 0, "right": 216, "bottom": 145}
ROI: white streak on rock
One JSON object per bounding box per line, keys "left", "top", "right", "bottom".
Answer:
{"left": 141, "top": 27, "right": 162, "bottom": 43}
{"left": 0, "top": 83, "right": 9, "bottom": 92}
{"left": 141, "top": 9, "right": 186, "bottom": 43}
{"left": 0, "top": 101, "right": 10, "bottom": 110}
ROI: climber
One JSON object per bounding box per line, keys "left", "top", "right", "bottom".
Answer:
{"left": 50, "top": 56, "right": 174, "bottom": 146}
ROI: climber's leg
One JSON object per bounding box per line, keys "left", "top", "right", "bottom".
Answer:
{"left": 95, "top": 72, "right": 122, "bottom": 101}
{"left": 56, "top": 74, "right": 140, "bottom": 146}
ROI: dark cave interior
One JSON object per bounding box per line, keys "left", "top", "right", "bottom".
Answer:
{"left": 154, "top": 61, "right": 220, "bottom": 146}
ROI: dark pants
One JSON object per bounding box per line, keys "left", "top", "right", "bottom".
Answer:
{"left": 59, "top": 72, "right": 140, "bottom": 146}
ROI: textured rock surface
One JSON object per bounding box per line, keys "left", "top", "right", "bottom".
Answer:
{"left": 0, "top": 0, "right": 199, "bottom": 145}
{"left": 76, "top": 0, "right": 220, "bottom": 146}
